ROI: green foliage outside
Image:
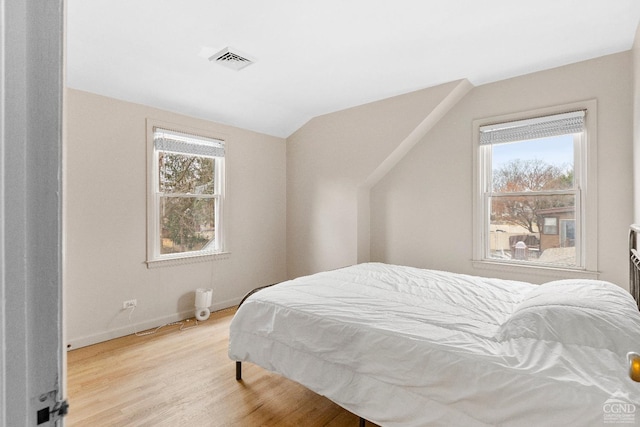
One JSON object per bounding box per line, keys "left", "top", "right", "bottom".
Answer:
{"left": 159, "top": 152, "right": 216, "bottom": 254}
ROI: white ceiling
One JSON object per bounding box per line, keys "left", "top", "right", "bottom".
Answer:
{"left": 66, "top": 1, "right": 640, "bottom": 138}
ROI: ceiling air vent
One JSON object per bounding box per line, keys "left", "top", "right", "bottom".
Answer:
{"left": 209, "top": 47, "right": 254, "bottom": 71}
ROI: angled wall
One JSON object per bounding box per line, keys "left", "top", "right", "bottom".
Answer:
{"left": 286, "top": 80, "right": 469, "bottom": 279}
{"left": 357, "top": 80, "right": 472, "bottom": 262}
{"left": 371, "top": 52, "right": 633, "bottom": 287}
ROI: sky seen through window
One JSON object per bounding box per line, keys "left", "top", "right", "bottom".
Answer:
{"left": 492, "top": 134, "right": 574, "bottom": 173}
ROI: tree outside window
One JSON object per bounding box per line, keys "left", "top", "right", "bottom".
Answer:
{"left": 159, "top": 151, "right": 217, "bottom": 254}
{"left": 148, "top": 126, "right": 225, "bottom": 263}
{"left": 477, "top": 110, "right": 586, "bottom": 268}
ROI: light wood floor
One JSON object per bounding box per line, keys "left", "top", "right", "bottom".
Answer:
{"left": 66, "top": 308, "right": 375, "bottom": 426}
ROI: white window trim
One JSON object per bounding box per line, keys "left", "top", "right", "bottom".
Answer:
{"left": 145, "top": 119, "right": 229, "bottom": 268}
{"left": 472, "top": 100, "right": 598, "bottom": 276}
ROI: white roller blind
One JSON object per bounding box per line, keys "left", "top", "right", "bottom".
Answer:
{"left": 154, "top": 128, "right": 225, "bottom": 157}
{"left": 479, "top": 110, "right": 585, "bottom": 145}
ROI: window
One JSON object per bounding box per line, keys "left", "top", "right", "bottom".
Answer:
{"left": 543, "top": 217, "right": 558, "bottom": 235}
{"left": 473, "top": 105, "right": 597, "bottom": 272}
{"left": 147, "top": 125, "right": 225, "bottom": 264}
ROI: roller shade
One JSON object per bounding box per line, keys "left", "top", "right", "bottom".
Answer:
{"left": 479, "top": 110, "right": 585, "bottom": 145}
{"left": 154, "top": 128, "right": 225, "bottom": 157}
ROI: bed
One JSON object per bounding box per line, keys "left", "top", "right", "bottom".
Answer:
{"left": 229, "top": 235, "right": 640, "bottom": 426}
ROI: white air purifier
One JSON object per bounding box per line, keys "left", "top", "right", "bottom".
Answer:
{"left": 195, "top": 288, "right": 213, "bottom": 321}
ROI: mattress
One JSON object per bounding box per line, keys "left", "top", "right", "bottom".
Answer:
{"left": 228, "top": 263, "right": 640, "bottom": 426}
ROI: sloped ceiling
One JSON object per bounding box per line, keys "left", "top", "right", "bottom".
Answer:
{"left": 66, "top": 1, "right": 640, "bottom": 138}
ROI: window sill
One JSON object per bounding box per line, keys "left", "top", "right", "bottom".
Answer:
{"left": 472, "top": 259, "right": 599, "bottom": 280}
{"left": 146, "top": 251, "right": 230, "bottom": 269}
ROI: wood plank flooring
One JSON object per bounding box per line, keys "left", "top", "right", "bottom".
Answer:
{"left": 66, "top": 307, "right": 375, "bottom": 426}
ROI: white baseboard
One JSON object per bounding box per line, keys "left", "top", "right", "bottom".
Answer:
{"left": 66, "top": 296, "right": 241, "bottom": 350}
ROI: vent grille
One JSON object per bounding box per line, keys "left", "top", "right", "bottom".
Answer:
{"left": 209, "top": 47, "right": 254, "bottom": 71}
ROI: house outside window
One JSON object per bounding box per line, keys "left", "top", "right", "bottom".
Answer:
{"left": 146, "top": 123, "right": 225, "bottom": 265}
{"left": 473, "top": 103, "right": 598, "bottom": 273}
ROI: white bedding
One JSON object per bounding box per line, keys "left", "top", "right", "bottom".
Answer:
{"left": 228, "top": 263, "right": 640, "bottom": 426}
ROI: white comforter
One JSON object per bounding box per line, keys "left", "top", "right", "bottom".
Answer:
{"left": 228, "top": 263, "right": 640, "bottom": 426}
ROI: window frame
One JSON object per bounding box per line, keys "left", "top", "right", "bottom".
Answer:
{"left": 543, "top": 217, "right": 559, "bottom": 235}
{"left": 146, "top": 119, "right": 228, "bottom": 268}
{"left": 472, "top": 101, "right": 598, "bottom": 277}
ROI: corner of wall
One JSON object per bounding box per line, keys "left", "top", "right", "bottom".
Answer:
{"left": 356, "top": 78, "right": 474, "bottom": 262}
{"left": 361, "top": 79, "right": 474, "bottom": 190}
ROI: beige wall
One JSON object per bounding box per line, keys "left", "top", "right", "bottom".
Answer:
{"left": 64, "top": 89, "right": 287, "bottom": 348}
{"left": 286, "top": 80, "right": 467, "bottom": 278}
{"left": 370, "top": 52, "right": 633, "bottom": 287}
{"left": 66, "top": 46, "right": 637, "bottom": 347}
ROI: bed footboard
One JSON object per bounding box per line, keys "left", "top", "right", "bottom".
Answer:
{"left": 630, "top": 225, "right": 640, "bottom": 310}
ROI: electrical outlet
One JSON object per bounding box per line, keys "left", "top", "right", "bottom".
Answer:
{"left": 122, "top": 299, "right": 137, "bottom": 309}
